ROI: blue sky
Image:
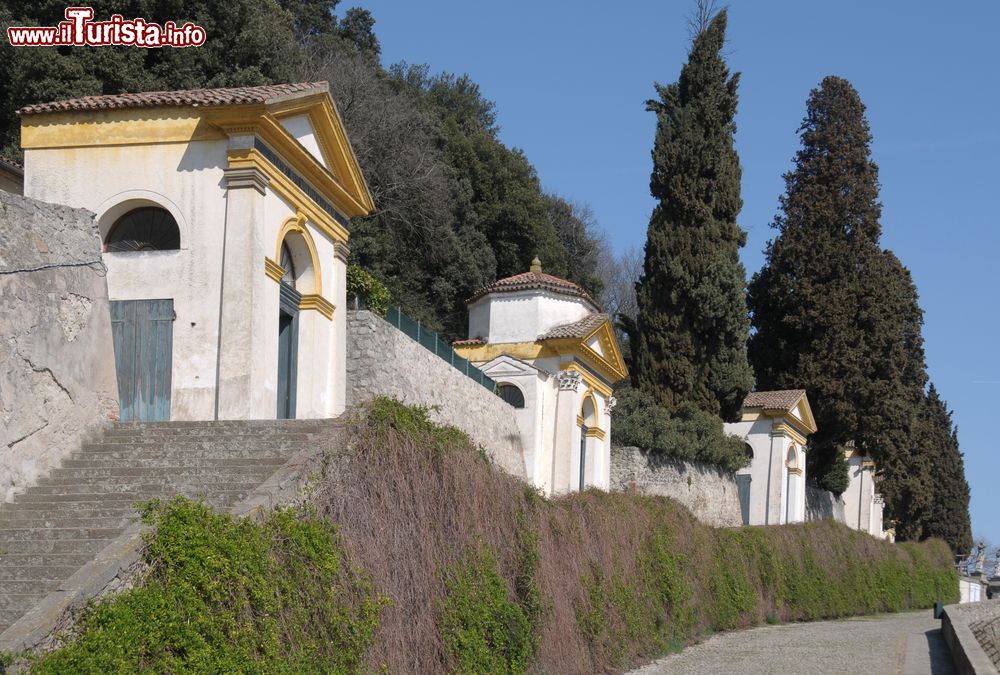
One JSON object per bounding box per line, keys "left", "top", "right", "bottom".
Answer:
{"left": 351, "top": 0, "right": 1000, "bottom": 548}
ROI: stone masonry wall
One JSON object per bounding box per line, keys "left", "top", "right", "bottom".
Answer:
{"left": 345, "top": 310, "right": 525, "bottom": 479}
{"left": 806, "top": 485, "right": 847, "bottom": 523}
{"left": 610, "top": 446, "right": 742, "bottom": 527}
{"left": 0, "top": 191, "right": 119, "bottom": 502}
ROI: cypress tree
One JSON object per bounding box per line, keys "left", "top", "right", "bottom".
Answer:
{"left": 748, "top": 76, "right": 920, "bottom": 494}
{"left": 918, "top": 385, "right": 973, "bottom": 554}
{"left": 633, "top": 9, "right": 753, "bottom": 421}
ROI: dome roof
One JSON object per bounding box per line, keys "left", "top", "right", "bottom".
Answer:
{"left": 467, "top": 257, "right": 598, "bottom": 307}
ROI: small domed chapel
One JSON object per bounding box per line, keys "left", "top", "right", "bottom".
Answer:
{"left": 454, "top": 258, "right": 628, "bottom": 496}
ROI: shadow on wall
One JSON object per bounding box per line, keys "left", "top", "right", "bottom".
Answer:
{"left": 0, "top": 191, "right": 119, "bottom": 501}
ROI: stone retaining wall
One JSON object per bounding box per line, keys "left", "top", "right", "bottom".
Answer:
{"left": 610, "top": 446, "right": 743, "bottom": 527}
{"left": 345, "top": 310, "right": 525, "bottom": 479}
{"left": 0, "top": 191, "right": 119, "bottom": 502}
{"left": 806, "top": 485, "right": 847, "bottom": 523}
{"left": 942, "top": 600, "right": 1000, "bottom": 675}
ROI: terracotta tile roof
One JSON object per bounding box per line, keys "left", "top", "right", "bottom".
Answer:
{"left": 540, "top": 313, "right": 609, "bottom": 340}
{"left": 18, "top": 82, "right": 329, "bottom": 116}
{"left": 467, "top": 270, "right": 597, "bottom": 306}
{"left": 742, "top": 389, "right": 806, "bottom": 411}
{"left": 0, "top": 156, "right": 23, "bottom": 176}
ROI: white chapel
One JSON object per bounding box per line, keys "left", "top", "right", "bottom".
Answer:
{"left": 18, "top": 82, "right": 374, "bottom": 422}
{"left": 454, "top": 258, "right": 628, "bottom": 496}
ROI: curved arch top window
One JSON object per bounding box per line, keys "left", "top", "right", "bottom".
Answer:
{"left": 744, "top": 443, "right": 754, "bottom": 460}
{"left": 106, "top": 207, "right": 180, "bottom": 252}
{"left": 279, "top": 242, "right": 296, "bottom": 288}
{"left": 498, "top": 384, "right": 525, "bottom": 409}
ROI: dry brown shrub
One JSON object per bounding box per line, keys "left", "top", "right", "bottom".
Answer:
{"left": 305, "top": 401, "right": 957, "bottom": 674}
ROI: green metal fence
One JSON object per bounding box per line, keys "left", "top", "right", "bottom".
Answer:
{"left": 384, "top": 304, "right": 496, "bottom": 392}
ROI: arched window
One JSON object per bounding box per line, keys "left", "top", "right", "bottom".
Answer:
{"left": 498, "top": 383, "right": 525, "bottom": 409}
{"left": 105, "top": 207, "right": 180, "bottom": 252}
{"left": 744, "top": 443, "right": 754, "bottom": 460}
{"left": 786, "top": 445, "right": 798, "bottom": 469}
{"left": 279, "top": 241, "right": 296, "bottom": 288}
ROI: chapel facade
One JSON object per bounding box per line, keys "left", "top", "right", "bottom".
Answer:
{"left": 19, "top": 82, "right": 374, "bottom": 422}
{"left": 724, "top": 389, "right": 817, "bottom": 525}
{"left": 454, "top": 258, "right": 628, "bottom": 496}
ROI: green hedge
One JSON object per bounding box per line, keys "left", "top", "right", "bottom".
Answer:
{"left": 611, "top": 384, "right": 751, "bottom": 472}
{"left": 29, "top": 500, "right": 384, "bottom": 674}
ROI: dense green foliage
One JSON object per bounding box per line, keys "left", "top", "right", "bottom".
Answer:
{"left": 611, "top": 383, "right": 750, "bottom": 472}
{"left": 917, "top": 385, "right": 973, "bottom": 554}
{"left": 748, "top": 76, "right": 971, "bottom": 546}
{"left": 748, "top": 77, "right": 926, "bottom": 498}
{"left": 345, "top": 263, "right": 390, "bottom": 315}
{"left": 439, "top": 544, "right": 538, "bottom": 674}
{"left": 32, "top": 401, "right": 958, "bottom": 673}
{"left": 338, "top": 63, "right": 605, "bottom": 337}
{"left": 31, "top": 499, "right": 384, "bottom": 673}
{"left": 633, "top": 10, "right": 753, "bottom": 421}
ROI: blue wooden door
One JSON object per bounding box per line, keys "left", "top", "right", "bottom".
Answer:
{"left": 110, "top": 299, "right": 174, "bottom": 421}
{"left": 736, "top": 474, "right": 752, "bottom": 525}
{"left": 276, "top": 284, "right": 300, "bottom": 419}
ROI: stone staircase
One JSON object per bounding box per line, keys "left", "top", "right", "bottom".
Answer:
{"left": 0, "top": 419, "right": 330, "bottom": 637}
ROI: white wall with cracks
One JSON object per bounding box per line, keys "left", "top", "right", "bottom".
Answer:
{"left": 0, "top": 191, "right": 119, "bottom": 501}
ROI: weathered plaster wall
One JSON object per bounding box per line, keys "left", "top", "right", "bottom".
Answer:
{"left": 805, "top": 485, "right": 847, "bottom": 523}
{"left": 0, "top": 191, "right": 119, "bottom": 501}
{"left": 610, "top": 446, "right": 743, "bottom": 527}
{"left": 345, "top": 310, "right": 525, "bottom": 479}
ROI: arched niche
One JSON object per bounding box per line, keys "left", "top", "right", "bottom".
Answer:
{"left": 275, "top": 214, "right": 322, "bottom": 295}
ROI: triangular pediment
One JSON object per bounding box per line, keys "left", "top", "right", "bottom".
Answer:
{"left": 586, "top": 333, "right": 605, "bottom": 357}
{"left": 785, "top": 393, "right": 818, "bottom": 436}
{"left": 542, "top": 316, "right": 627, "bottom": 383}
{"left": 278, "top": 114, "right": 331, "bottom": 171}
{"left": 479, "top": 354, "right": 541, "bottom": 379}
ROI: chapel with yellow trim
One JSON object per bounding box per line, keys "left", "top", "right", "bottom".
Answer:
{"left": 19, "top": 82, "right": 374, "bottom": 421}
{"left": 454, "top": 257, "right": 628, "bottom": 495}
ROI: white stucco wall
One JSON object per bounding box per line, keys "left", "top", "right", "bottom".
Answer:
{"left": 468, "top": 291, "right": 596, "bottom": 344}
{"left": 843, "top": 454, "right": 877, "bottom": 534}
{"left": 24, "top": 135, "right": 346, "bottom": 422}
{"left": 724, "top": 416, "right": 806, "bottom": 526}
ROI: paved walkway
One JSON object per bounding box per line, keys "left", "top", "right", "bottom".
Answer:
{"left": 630, "top": 610, "right": 954, "bottom": 675}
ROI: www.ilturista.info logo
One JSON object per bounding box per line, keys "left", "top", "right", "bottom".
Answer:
{"left": 7, "top": 7, "right": 206, "bottom": 48}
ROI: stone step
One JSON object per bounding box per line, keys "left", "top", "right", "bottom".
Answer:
{"left": 0, "top": 514, "right": 138, "bottom": 530}
{"left": 75, "top": 447, "right": 292, "bottom": 461}
{"left": 0, "top": 593, "right": 48, "bottom": 612}
{"left": 86, "top": 432, "right": 316, "bottom": 445}
{"left": 61, "top": 456, "right": 288, "bottom": 469}
{"left": 0, "top": 506, "right": 139, "bottom": 521}
{"left": 0, "top": 565, "right": 81, "bottom": 581}
{"left": 0, "top": 527, "right": 123, "bottom": 542}
{"left": 0, "top": 580, "right": 60, "bottom": 597}
{"left": 0, "top": 538, "right": 113, "bottom": 555}
{"left": 25, "top": 483, "right": 262, "bottom": 497}
{"left": 0, "top": 553, "right": 102, "bottom": 568}
{"left": 9, "top": 489, "right": 253, "bottom": 504}
{"left": 39, "top": 466, "right": 277, "bottom": 483}
{"left": 113, "top": 419, "right": 333, "bottom": 432}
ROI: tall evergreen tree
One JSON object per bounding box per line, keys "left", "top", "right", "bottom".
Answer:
{"left": 918, "top": 385, "right": 973, "bottom": 554}
{"left": 633, "top": 9, "right": 753, "bottom": 421}
{"left": 748, "top": 76, "right": 929, "bottom": 497}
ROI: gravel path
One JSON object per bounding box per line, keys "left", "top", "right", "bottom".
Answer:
{"left": 630, "top": 610, "right": 954, "bottom": 675}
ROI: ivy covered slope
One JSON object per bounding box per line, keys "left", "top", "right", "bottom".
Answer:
{"left": 29, "top": 400, "right": 957, "bottom": 674}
